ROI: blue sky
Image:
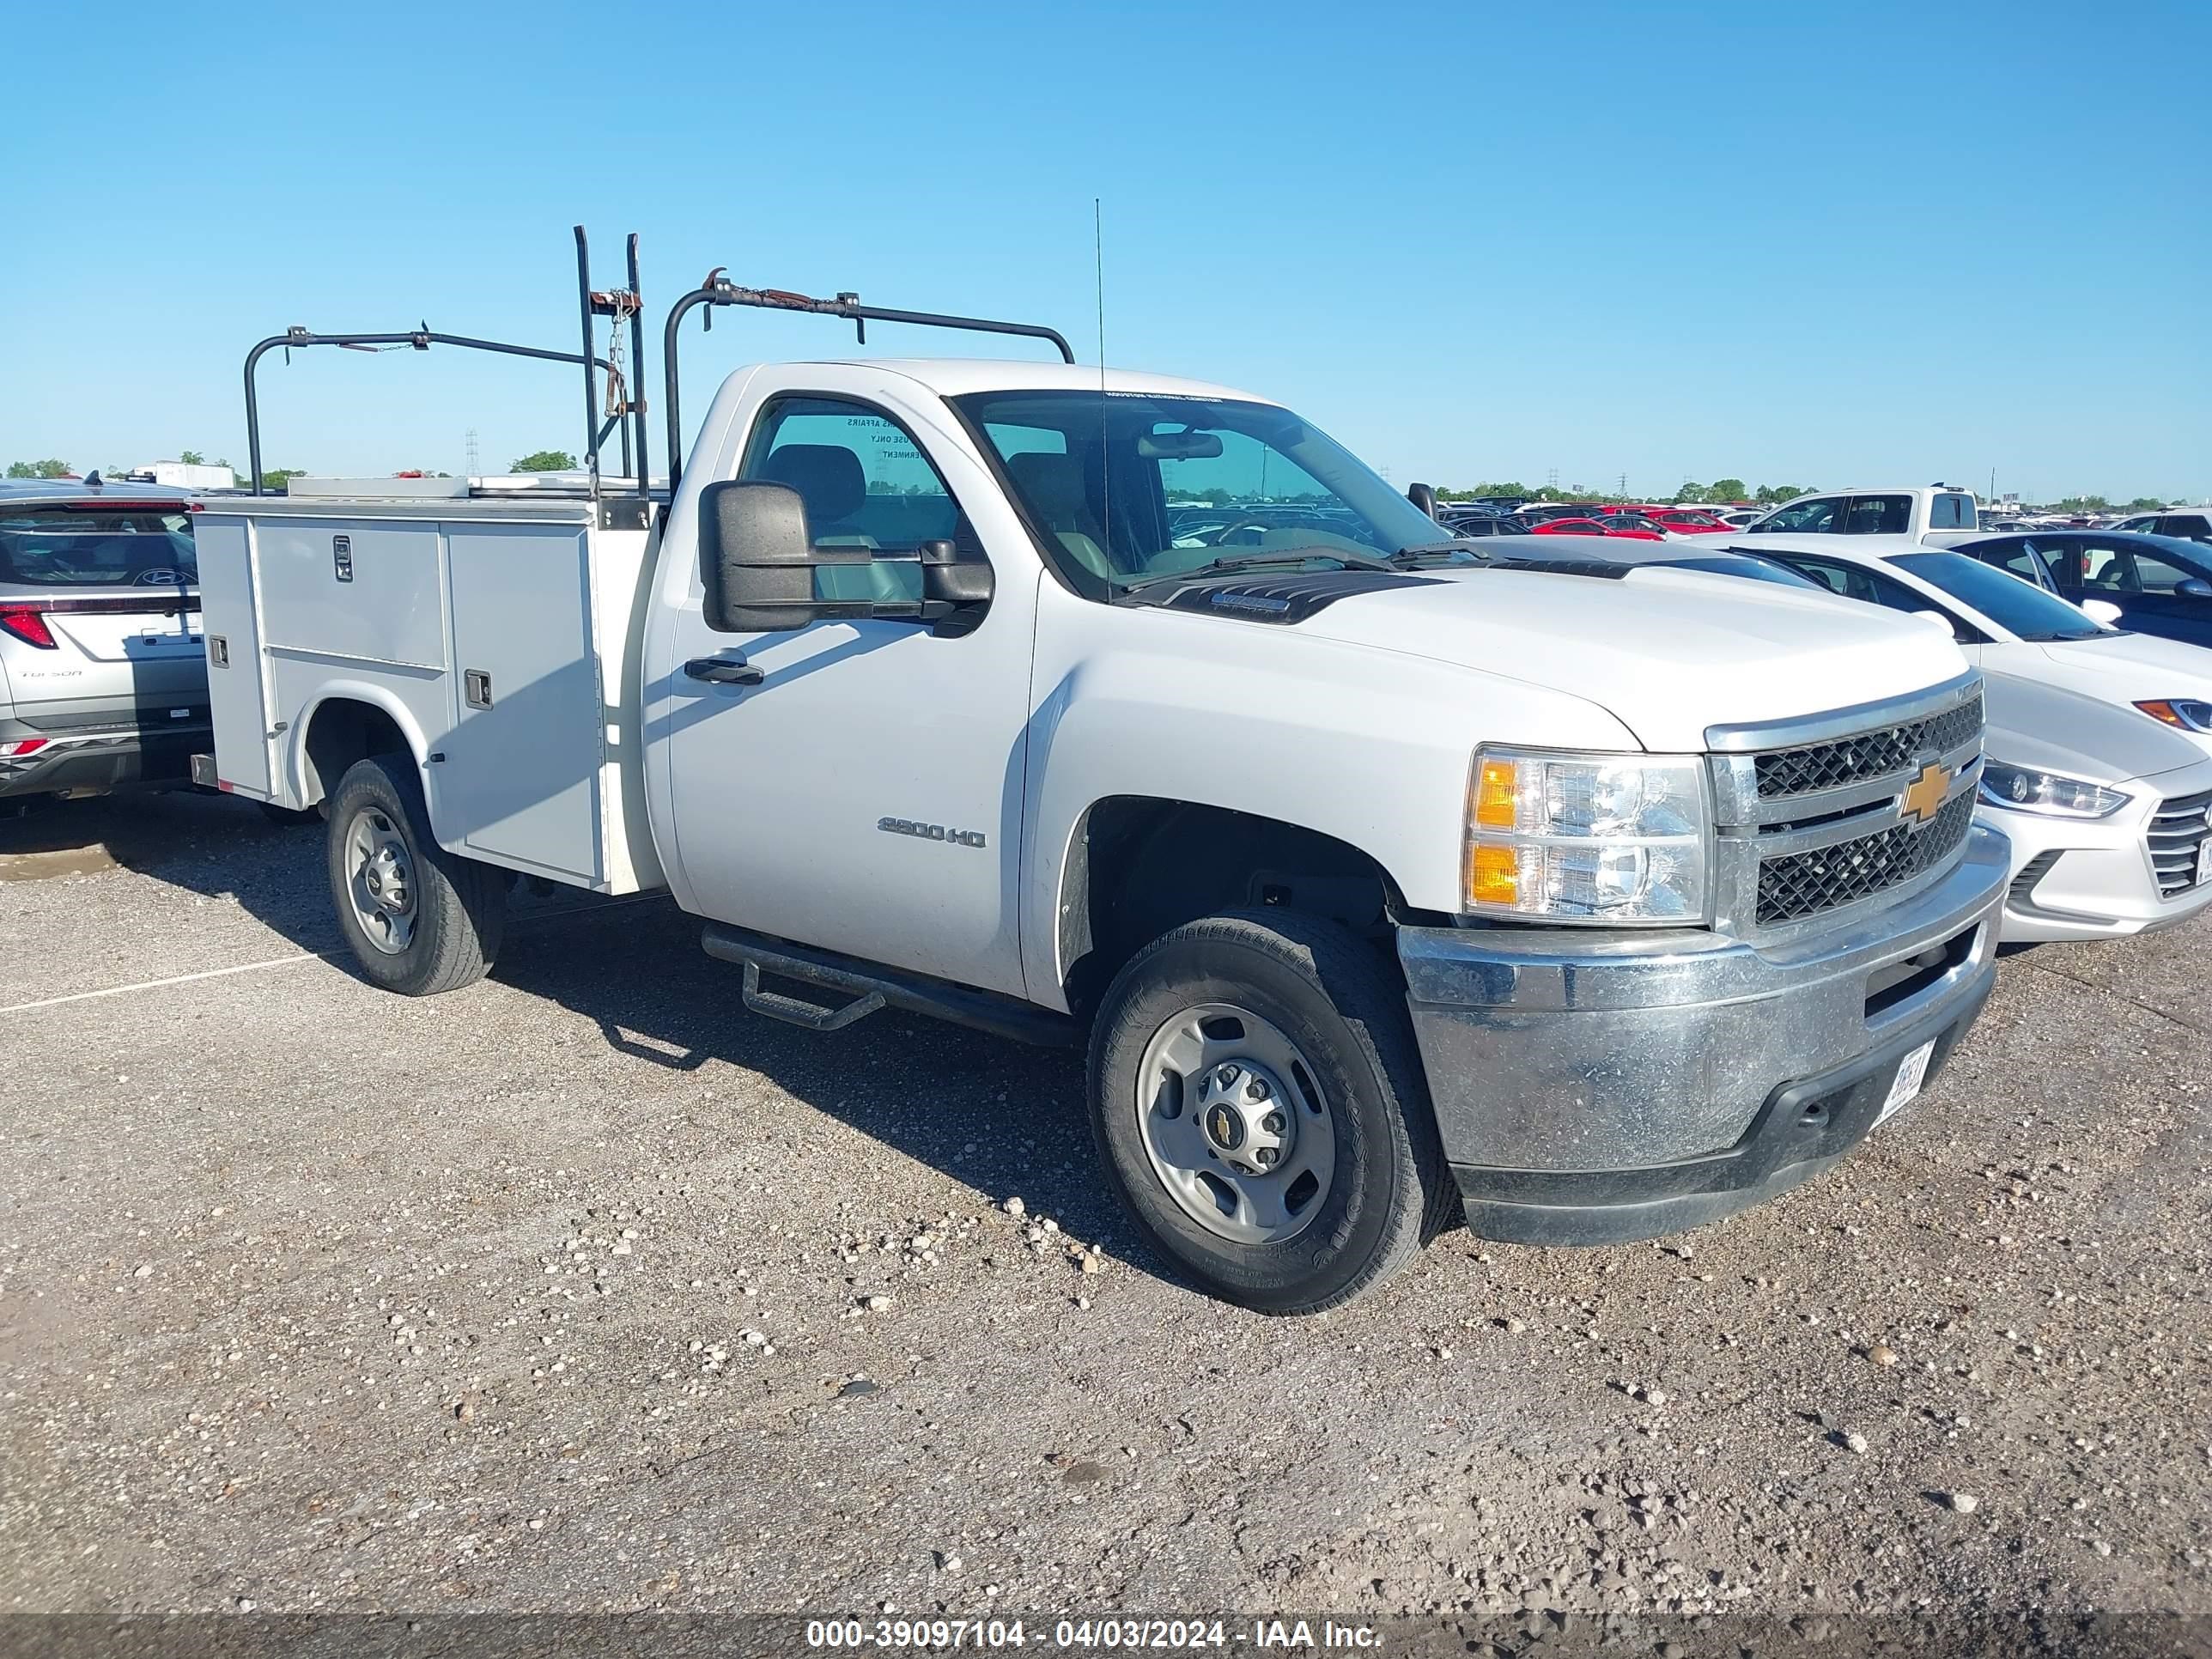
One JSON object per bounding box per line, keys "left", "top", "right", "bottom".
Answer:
{"left": 5, "top": 0, "right": 2206, "bottom": 501}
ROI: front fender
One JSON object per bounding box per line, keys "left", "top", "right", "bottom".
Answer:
{"left": 1018, "top": 595, "right": 1640, "bottom": 1009}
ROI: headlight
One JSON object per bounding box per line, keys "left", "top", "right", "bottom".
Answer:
{"left": 1977, "top": 762, "right": 2130, "bottom": 818}
{"left": 1464, "top": 747, "right": 1711, "bottom": 922}
{"left": 2135, "top": 699, "right": 2212, "bottom": 734}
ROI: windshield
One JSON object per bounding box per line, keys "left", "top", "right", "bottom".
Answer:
{"left": 1892, "top": 550, "right": 2108, "bottom": 641}
{"left": 950, "top": 391, "right": 1453, "bottom": 594}
{"left": 0, "top": 507, "right": 198, "bottom": 587}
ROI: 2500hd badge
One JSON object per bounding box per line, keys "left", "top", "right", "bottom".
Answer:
{"left": 878, "top": 817, "right": 988, "bottom": 849}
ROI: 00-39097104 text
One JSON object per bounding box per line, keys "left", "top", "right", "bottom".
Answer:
{"left": 804, "top": 1618, "right": 1236, "bottom": 1649}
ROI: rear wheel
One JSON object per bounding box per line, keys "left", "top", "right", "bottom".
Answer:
{"left": 1089, "top": 909, "right": 1449, "bottom": 1314}
{"left": 325, "top": 755, "right": 505, "bottom": 995}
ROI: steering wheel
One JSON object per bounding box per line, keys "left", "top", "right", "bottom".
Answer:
{"left": 1198, "top": 520, "right": 1278, "bottom": 547}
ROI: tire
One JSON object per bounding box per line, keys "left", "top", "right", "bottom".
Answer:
{"left": 1089, "top": 909, "right": 1449, "bottom": 1315}
{"left": 325, "top": 754, "right": 506, "bottom": 996}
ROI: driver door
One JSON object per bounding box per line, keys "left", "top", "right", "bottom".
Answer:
{"left": 650, "top": 381, "right": 1037, "bottom": 998}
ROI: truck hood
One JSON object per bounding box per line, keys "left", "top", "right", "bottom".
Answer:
{"left": 1281, "top": 562, "right": 1971, "bottom": 752}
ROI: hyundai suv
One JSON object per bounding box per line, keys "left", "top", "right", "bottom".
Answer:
{"left": 0, "top": 481, "right": 209, "bottom": 802}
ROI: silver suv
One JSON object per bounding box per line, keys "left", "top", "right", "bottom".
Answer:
{"left": 0, "top": 480, "right": 209, "bottom": 802}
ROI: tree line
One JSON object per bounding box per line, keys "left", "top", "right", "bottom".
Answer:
{"left": 2050, "top": 495, "right": 2168, "bottom": 513}
{"left": 1437, "top": 480, "right": 1803, "bottom": 507}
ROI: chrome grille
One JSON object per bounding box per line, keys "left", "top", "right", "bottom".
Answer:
{"left": 1756, "top": 792, "right": 1977, "bottom": 925}
{"left": 1707, "top": 672, "right": 1986, "bottom": 939}
{"left": 2148, "top": 788, "right": 2212, "bottom": 898}
{"left": 1754, "top": 695, "right": 1983, "bottom": 799}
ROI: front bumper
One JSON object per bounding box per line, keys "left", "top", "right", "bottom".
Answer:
{"left": 0, "top": 705, "right": 210, "bottom": 799}
{"left": 1397, "top": 826, "right": 2008, "bottom": 1245}
{"left": 1987, "top": 762, "right": 2212, "bottom": 942}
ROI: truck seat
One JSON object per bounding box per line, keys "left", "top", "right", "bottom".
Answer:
{"left": 760, "top": 441, "right": 945, "bottom": 607}
{"left": 760, "top": 444, "right": 872, "bottom": 544}
{"left": 1007, "top": 453, "right": 1113, "bottom": 580}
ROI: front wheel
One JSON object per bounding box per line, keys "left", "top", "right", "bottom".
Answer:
{"left": 1089, "top": 910, "right": 1449, "bottom": 1315}
{"left": 325, "top": 755, "right": 506, "bottom": 995}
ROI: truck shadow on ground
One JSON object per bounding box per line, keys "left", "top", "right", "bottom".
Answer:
{"left": 488, "top": 890, "right": 1152, "bottom": 1269}
{"left": 5, "top": 788, "right": 1157, "bottom": 1279}
{"left": 0, "top": 788, "right": 336, "bottom": 936}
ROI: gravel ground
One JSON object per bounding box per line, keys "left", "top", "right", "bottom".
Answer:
{"left": 1, "top": 791, "right": 2208, "bottom": 1649}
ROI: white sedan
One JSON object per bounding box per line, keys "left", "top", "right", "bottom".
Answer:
{"left": 1734, "top": 535, "right": 2212, "bottom": 940}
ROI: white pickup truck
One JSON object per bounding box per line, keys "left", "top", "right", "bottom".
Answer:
{"left": 1744, "top": 484, "right": 1983, "bottom": 543}
{"left": 193, "top": 261, "right": 2008, "bottom": 1311}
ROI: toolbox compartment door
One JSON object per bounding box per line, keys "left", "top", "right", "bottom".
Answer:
{"left": 441, "top": 524, "right": 603, "bottom": 879}
{"left": 192, "top": 514, "right": 275, "bottom": 799}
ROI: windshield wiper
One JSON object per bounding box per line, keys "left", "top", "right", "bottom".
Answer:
{"left": 1108, "top": 547, "right": 1400, "bottom": 594}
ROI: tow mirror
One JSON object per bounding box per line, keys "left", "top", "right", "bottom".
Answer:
{"left": 920, "top": 540, "right": 995, "bottom": 608}
{"left": 700, "top": 480, "right": 827, "bottom": 633}
{"left": 1407, "top": 482, "right": 1438, "bottom": 518}
{"left": 699, "top": 486, "right": 995, "bottom": 635}
{"left": 2079, "top": 598, "right": 2124, "bottom": 626}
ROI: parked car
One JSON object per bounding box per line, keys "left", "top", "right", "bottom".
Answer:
{"left": 1639, "top": 507, "right": 1736, "bottom": 536}
{"left": 1953, "top": 530, "right": 2212, "bottom": 651}
{"left": 1436, "top": 512, "right": 1533, "bottom": 537}
{"left": 1528, "top": 515, "right": 1665, "bottom": 540}
{"left": 2107, "top": 508, "right": 2212, "bottom": 546}
{"left": 1516, "top": 501, "right": 1613, "bottom": 524}
{"left": 1733, "top": 536, "right": 2212, "bottom": 759}
{"left": 1586, "top": 540, "right": 2212, "bottom": 943}
{"left": 197, "top": 272, "right": 2007, "bottom": 1311}
{"left": 1744, "top": 485, "right": 1982, "bottom": 543}
{"left": 1484, "top": 538, "right": 1837, "bottom": 590}
{"left": 0, "top": 481, "right": 208, "bottom": 804}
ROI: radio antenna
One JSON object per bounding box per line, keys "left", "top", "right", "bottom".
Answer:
{"left": 1095, "top": 197, "right": 1110, "bottom": 562}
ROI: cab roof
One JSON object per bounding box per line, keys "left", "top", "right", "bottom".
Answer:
{"left": 768, "top": 357, "right": 1273, "bottom": 404}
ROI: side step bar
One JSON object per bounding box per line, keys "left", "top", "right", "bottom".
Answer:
{"left": 701, "top": 923, "right": 1080, "bottom": 1048}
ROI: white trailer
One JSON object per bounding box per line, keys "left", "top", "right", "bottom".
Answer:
{"left": 131, "top": 462, "right": 236, "bottom": 490}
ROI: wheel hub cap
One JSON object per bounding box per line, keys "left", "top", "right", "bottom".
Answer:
{"left": 1196, "top": 1060, "right": 1294, "bottom": 1176}
{"left": 344, "top": 807, "right": 417, "bottom": 955}
{"left": 1134, "top": 1003, "right": 1336, "bottom": 1247}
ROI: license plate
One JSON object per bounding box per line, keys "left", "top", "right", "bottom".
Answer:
{"left": 1877, "top": 1040, "right": 1936, "bottom": 1127}
{"left": 2198, "top": 840, "right": 2212, "bottom": 889}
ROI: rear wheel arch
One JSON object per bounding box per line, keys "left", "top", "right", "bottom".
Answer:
{"left": 295, "top": 692, "right": 423, "bottom": 808}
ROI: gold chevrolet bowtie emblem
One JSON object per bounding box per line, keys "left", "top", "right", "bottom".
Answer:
{"left": 1899, "top": 761, "right": 1951, "bottom": 827}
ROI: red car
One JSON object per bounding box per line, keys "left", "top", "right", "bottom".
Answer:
{"left": 1528, "top": 516, "right": 1667, "bottom": 542}
{"left": 1638, "top": 507, "right": 1735, "bottom": 535}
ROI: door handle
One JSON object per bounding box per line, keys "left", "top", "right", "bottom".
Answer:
{"left": 684, "top": 655, "right": 763, "bottom": 686}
